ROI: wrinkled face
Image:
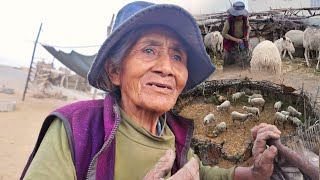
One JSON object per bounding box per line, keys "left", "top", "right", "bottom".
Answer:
{"left": 109, "top": 26, "right": 188, "bottom": 113}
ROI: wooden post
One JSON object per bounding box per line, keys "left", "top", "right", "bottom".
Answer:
{"left": 22, "top": 23, "right": 42, "bottom": 101}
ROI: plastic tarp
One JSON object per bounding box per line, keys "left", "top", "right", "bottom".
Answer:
{"left": 41, "top": 44, "right": 96, "bottom": 78}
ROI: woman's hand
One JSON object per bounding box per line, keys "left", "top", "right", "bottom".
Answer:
{"left": 234, "top": 38, "right": 243, "bottom": 44}
{"left": 250, "top": 123, "right": 281, "bottom": 179}
{"left": 143, "top": 149, "right": 199, "bottom": 180}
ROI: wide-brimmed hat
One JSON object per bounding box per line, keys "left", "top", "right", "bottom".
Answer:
{"left": 228, "top": 1, "right": 248, "bottom": 16}
{"left": 88, "top": 1, "right": 215, "bottom": 92}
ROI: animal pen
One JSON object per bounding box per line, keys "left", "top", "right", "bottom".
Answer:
{"left": 173, "top": 78, "right": 319, "bottom": 179}
{"left": 195, "top": 7, "right": 320, "bottom": 40}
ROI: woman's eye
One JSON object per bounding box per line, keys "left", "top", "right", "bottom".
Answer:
{"left": 172, "top": 55, "right": 182, "bottom": 61}
{"left": 142, "top": 48, "right": 155, "bottom": 54}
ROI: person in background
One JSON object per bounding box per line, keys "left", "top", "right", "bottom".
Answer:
{"left": 21, "top": 1, "right": 280, "bottom": 180}
{"left": 222, "top": 1, "right": 251, "bottom": 68}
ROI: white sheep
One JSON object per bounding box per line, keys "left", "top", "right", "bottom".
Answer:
{"left": 231, "top": 111, "right": 254, "bottom": 127}
{"left": 204, "top": 113, "right": 215, "bottom": 133}
{"left": 274, "top": 101, "right": 283, "bottom": 112}
{"left": 216, "top": 100, "right": 231, "bottom": 111}
{"left": 274, "top": 112, "right": 289, "bottom": 129}
{"left": 231, "top": 92, "right": 245, "bottom": 102}
{"left": 250, "top": 40, "right": 282, "bottom": 75}
{"left": 288, "top": 116, "right": 303, "bottom": 126}
{"left": 248, "top": 97, "right": 265, "bottom": 111}
{"left": 213, "top": 92, "right": 227, "bottom": 103}
{"left": 285, "top": 30, "right": 304, "bottom": 48}
{"left": 280, "top": 111, "right": 290, "bottom": 116}
{"left": 204, "top": 31, "right": 223, "bottom": 56}
{"left": 243, "top": 106, "right": 260, "bottom": 117}
{"left": 249, "top": 36, "right": 265, "bottom": 52}
{"left": 247, "top": 94, "right": 263, "bottom": 100}
{"left": 303, "top": 27, "right": 320, "bottom": 70}
{"left": 274, "top": 37, "right": 295, "bottom": 59}
{"left": 287, "top": 106, "right": 302, "bottom": 117}
{"left": 212, "top": 122, "right": 227, "bottom": 137}
{"left": 203, "top": 113, "right": 215, "bottom": 125}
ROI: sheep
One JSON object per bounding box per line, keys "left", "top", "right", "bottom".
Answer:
{"left": 274, "top": 112, "right": 289, "bottom": 129}
{"left": 216, "top": 100, "right": 231, "bottom": 111}
{"left": 287, "top": 106, "right": 302, "bottom": 117}
{"left": 248, "top": 97, "right": 265, "bottom": 112}
{"left": 212, "top": 122, "right": 227, "bottom": 137}
{"left": 204, "top": 31, "right": 223, "bottom": 56}
{"left": 243, "top": 106, "right": 260, "bottom": 117}
{"left": 247, "top": 94, "right": 263, "bottom": 100}
{"left": 280, "top": 111, "right": 290, "bottom": 116}
{"left": 274, "top": 37, "right": 295, "bottom": 59}
{"left": 303, "top": 27, "right": 320, "bottom": 70}
{"left": 213, "top": 92, "right": 227, "bottom": 103}
{"left": 231, "top": 111, "right": 254, "bottom": 127}
{"left": 274, "top": 101, "right": 283, "bottom": 112}
{"left": 249, "top": 36, "right": 265, "bottom": 52}
{"left": 204, "top": 113, "right": 215, "bottom": 133}
{"left": 285, "top": 30, "right": 304, "bottom": 48}
{"left": 250, "top": 40, "right": 282, "bottom": 75}
{"left": 231, "top": 92, "right": 245, "bottom": 102}
{"left": 288, "top": 116, "right": 303, "bottom": 126}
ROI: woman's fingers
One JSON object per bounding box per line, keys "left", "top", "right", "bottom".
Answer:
{"left": 251, "top": 123, "right": 281, "bottom": 140}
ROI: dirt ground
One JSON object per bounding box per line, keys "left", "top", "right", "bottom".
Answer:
{"left": 0, "top": 57, "right": 319, "bottom": 179}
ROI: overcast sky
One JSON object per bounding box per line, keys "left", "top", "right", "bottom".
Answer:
{"left": 0, "top": 0, "right": 246, "bottom": 68}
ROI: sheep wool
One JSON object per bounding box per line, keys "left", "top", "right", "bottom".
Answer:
{"left": 303, "top": 27, "right": 320, "bottom": 70}
{"left": 250, "top": 40, "right": 282, "bottom": 75}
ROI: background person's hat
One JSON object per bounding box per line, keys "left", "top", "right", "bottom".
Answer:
{"left": 88, "top": 1, "right": 215, "bottom": 92}
{"left": 228, "top": 1, "right": 248, "bottom": 16}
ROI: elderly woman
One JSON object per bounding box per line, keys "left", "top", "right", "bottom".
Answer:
{"left": 222, "top": 1, "right": 251, "bottom": 68}
{"left": 21, "top": 1, "right": 280, "bottom": 180}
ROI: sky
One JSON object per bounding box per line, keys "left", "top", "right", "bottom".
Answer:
{"left": 0, "top": 0, "right": 246, "bottom": 68}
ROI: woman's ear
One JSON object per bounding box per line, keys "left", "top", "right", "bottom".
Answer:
{"left": 105, "top": 62, "right": 121, "bottom": 86}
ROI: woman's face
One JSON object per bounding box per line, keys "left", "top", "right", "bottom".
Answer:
{"left": 109, "top": 27, "right": 188, "bottom": 113}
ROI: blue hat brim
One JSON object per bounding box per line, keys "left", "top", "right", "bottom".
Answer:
{"left": 88, "top": 3, "right": 215, "bottom": 92}
{"left": 228, "top": 7, "right": 248, "bottom": 16}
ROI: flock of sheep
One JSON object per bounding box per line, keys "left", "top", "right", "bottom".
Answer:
{"left": 203, "top": 91, "right": 303, "bottom": 137}
{"left": 203, "top": 26, "right": 320, "bottom": 74}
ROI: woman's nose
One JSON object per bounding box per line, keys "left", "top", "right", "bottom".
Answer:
{"left": 153, "top": 52, "right": 174, "bottom": 77}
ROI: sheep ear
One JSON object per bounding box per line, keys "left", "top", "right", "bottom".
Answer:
{"left": 282, "top": 37, "right": 286, "bottom": 40}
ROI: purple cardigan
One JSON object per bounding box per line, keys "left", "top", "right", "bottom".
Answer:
{"left": 20, "top": 93, "right": 194, "bottom": 180}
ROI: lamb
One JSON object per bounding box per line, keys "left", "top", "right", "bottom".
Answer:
{"left": 231, "top": 92, "right": 245, "bottom": 102}
{"left": 243, "top": 106, "right": 260, "bottom": 117}
{"left": 280, "top": 111, "right": 290, "bottom": 116}
{"left": 247, "top": 94, "right": 263, "bottom": 100}
{"left": 274, "top": 37, "right": 295, "bottom": 59}
{"left": 248, "top": 97, "right": 265, "bottom": 111}
{"left": 212, "top": 122, "right": 227, "bottom": 137}
{"left": 303, "top": 27, "right": 320, "bottom": 70}
{"left": 204, "top": 113, "right": 215, "bottom": 133}
{"left": 216, "top": 100, "right": 231, "bottom": 111}
{"left": 250, "top": 40, "right": 282, "bottom": 75}
{"left": 231, "top": 111, "right": 254, "bottom": 127}
{"left": 274, "top": 112, "right": 289, "bottom": 129}
{"left": 288, "top": 116, "right": 303, "bottom": 126}
{"left": 204, "top": 31, "right": 223, "bottom": 56}
{"left": 274, "top": 101, "right": 283, "bottom": 112}
{"left": 213, "top": 92, "right": 227, "bottom": 103}
{"left": 287, "top": 106, "right": 302, "bottom": 117}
